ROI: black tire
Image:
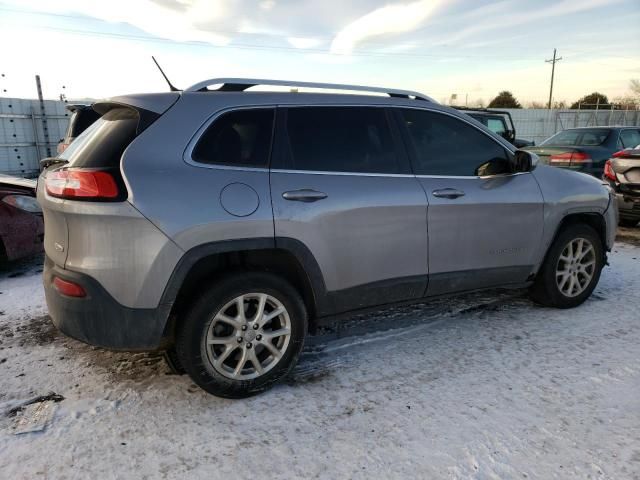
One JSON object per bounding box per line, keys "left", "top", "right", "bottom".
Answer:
{"left": 530, "top": 224, "right": 604, "bottom": 308}
{"left": 163, "top": 347, "right": 186, "bottom": 375}
{"left": 619, "top": 217, "right": 638, "bottom": 228}
{"left": 176, "top": 272, "right": 307, "bottom": 398}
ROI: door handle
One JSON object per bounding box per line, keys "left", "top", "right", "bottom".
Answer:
{"left": 282, "top": 189, "right": 328, "bottom": 202}
{"left": 432, "top": 188, "right": 465, "bottom": 199}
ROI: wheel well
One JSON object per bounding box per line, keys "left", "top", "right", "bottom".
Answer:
{"left": 164, "top": 248, "right": 317, "bottom": 340}
{"left": 555, "top": 213, "right": 607, "bottom": 250}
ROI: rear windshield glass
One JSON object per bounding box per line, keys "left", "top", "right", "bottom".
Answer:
{"left": 59, "top": 107, "right": 138, "bottom": 168}
{"left": 542, "top": 128, "right": 610, "bottom": 146}
{"left": 67, "top": 108, "right": 101, "bottom": 138}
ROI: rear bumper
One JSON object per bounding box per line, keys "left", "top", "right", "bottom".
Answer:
{"left": 615, "top": 193, "right": 640, "bottom": 219}
{"left": 43, "top": 256, "right": 171, "bottom": 350}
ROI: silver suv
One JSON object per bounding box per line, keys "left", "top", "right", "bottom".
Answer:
{"left": 38, "top": 79, "right": 617, "bottom": 398}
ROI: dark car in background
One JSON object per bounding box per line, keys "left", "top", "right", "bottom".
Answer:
{"left": 603, "top": 145, "right": 640, "bottom": 227}
{"left": 455, "top": 108, "right": 534, "bottom": 148}
{"left": 57, "top": 104, "right": 101, "bottom": 155}
{"left": 0, "top": 175, "right": 43, "bottom": 262}
{"left": 525, "top": 126, "right": 640, "bottom": 178}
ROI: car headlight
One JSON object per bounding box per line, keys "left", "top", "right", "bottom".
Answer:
{"left": 2, "top": 194, "right": 42, "bottom": 213}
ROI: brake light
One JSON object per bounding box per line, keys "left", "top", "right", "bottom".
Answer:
{"left": 53, "top": 277, "right": 86, "bottom": 297}
{"left": 604, "top": 160, "right": 617, "bottom": 181}
{"left": 45, "top": 169, "right": 119, "bottom": 200}
{"left": 57, "top": 143, "right": 69, "bottom": 154}
{"left": 612, "top": 150, "right": 628, "bottom": 158}
{"left": 549, "top": 152, "right": 592, "bottom": 164}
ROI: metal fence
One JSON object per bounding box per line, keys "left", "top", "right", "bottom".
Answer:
{"left": 0, "top": 97, "right": 69, "bottom": 177}
{"left": 502, "top": 108, "right": 640, "bottom": 145}
{"left": 1, "top": 97, "right": 640, "bottom": 177}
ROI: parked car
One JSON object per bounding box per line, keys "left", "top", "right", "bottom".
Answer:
{"left": 0, "top": 175, "right": 43, "bottom": 262}
{"left": 56, "top": 104, "right": 101, "bottom": 155}
{"left": 603, "top": 145, "right": 640, "bottom": 227}
{"left": 38, "top": 79, "right": 617, "bottom": 398}
{"left": 525, "top": 126, "right": 640, "bottom": 178}
{"left": 454, "top": 107, "right": 534, "bottom": 148}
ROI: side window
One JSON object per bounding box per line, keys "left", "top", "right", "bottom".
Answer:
{"left": 284, "top": 107, "right": 401, "bottom": 174}
{"left": 620, "top": 130, "right": 640, "bottom": 149}
{"left": 486, "top": 118, "right": 506, "bottom": 136}
{"left": 399, "top": 109, "right": 513, "bottom": 176}
{"left": 192, "top": 109, "right": 274, "bottom": 167}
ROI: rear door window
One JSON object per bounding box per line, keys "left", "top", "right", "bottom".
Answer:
{"left": 192, "top": 109, "right": 275, "bottom": 167}
{"left": 398, "top": 109, "right": 512, "bottom": 176}
{"left": 283, "top": 107, "right": 402, "bottom": 174}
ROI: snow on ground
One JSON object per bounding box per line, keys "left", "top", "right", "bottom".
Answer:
{"left": 1, "top": 244, "right": 639, "bottom": 479}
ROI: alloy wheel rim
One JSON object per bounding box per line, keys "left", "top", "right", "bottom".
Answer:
{"left": 204, "top": 293, "right": 291, "bottom": 380}
{"left": 555, "top": 237, "right": 596, "bottom": 298}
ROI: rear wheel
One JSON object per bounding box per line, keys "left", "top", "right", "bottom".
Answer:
{"left": 176, "top": 272, "right": 307, "bottom": 398}
{"left": 530, "top": 224, "right": 604, "bottom": 308}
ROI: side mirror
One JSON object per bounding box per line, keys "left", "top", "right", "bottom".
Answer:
{"left": 513, "top": 150, "right": 539, "bottom": 173}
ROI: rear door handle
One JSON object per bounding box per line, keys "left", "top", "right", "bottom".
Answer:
{"left": 282, "top": 189, "right": 328, "bottom": 202}
{"left": 432, "top": 188, "right": 465, "bottom": 199}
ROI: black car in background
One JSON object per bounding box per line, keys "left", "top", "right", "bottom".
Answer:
{"left": 455, "top": 108, "right": 535, "bottom": 148}
{"left": 525, "top": 127, "right": 640, "bottom": 178}
{"left": 56, "top": 104, "right": 101, "bottom": 155}
{"left": 603, "top": 145, "right": 640, "bottom": 227}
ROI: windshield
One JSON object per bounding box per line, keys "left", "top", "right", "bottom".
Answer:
{"left": 542, "top": 128, "right": 610, "bottom": 147}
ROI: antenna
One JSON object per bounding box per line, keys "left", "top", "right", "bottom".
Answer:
{"left": 151, "top": 56, "right": 180, "bottom": 92}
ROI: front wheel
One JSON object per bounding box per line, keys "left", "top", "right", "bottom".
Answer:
{"left": 176, "top": 272, "right": 307, "bottom": 398}
{"left": 530, "top": 224, "right": 604, "bottom": 308}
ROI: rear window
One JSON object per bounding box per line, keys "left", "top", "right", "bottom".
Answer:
{"left": 66, "top": 108, "right": 101, "bottom": 138}
{"left": 542, "top": 128, "right": 610, "bottom": 147}
{"left": 59, "top": 107, "right": 139, "bottom": 168}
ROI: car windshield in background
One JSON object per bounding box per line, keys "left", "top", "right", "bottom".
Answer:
{"left": 542, "top": 128, "right": 610, "bottom": 147}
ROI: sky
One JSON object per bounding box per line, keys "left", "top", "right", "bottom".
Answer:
{"left": 0, "top": 0, "right": 638, "bottom": 106}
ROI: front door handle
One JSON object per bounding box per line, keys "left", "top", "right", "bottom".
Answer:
{"left": 282, "top": 189, "right": 328, "bottom": 202}
{"left": 432, "top": 188, "right": 465, "bottom": 199}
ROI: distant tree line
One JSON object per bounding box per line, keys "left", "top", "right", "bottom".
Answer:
{"left": 483, "top": 79, "right": 639, "bottom": 110}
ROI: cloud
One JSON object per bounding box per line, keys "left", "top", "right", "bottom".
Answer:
{"left": 287, "top": 36, "right": 324, "bottom": 49}
{"left": 330, "top": 0, "right": 443, "bottom": 55}
{"left": 10, "top": 0, "right": 232, "bottom": 45}
{"left": 441, "top": 0, "right": 626, "bottom": 45}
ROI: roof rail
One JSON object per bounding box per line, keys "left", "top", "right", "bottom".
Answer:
{"left": 184, "top": 78, "right": 434, "bottom": 102}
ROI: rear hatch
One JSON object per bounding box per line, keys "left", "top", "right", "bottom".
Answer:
{"left": 37, "top": 93, "right": 178, "bottom": 267}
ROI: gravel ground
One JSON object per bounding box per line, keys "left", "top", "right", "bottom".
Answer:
{"left": 0, "top": 241, "right": 639, "bottom": 479}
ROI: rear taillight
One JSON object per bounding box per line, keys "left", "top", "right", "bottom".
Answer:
{"left": 612, "top": 150, "right": 628, "bottom": 158}
{"left": 549, "top": 152, "right": 592, "bottom": 164}
{"left": 53, "top": 277, "right": 86, "bottom": 298}
{"left": 45, "top": 169, "right": 119, "bottom": 200}
{"left": 604, "top": 160, "right": 617, "bottom": 181}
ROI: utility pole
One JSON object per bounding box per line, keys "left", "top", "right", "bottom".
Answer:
{"left": 35, "top": 75, "right": 52, "bottom": 158}
{"left": 545, "top": 48, "right": 562, "bottom": 109}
